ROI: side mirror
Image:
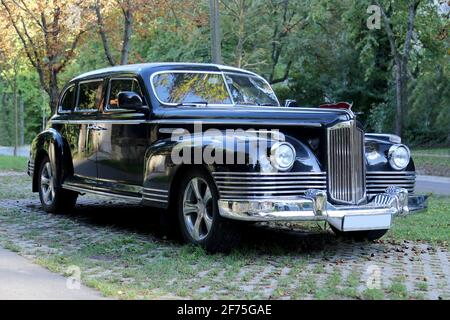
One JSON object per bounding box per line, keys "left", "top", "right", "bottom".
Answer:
{"left": 284, "top": 99, "right": 297, "bottom": 108}
{"left": 118, "top": 91, "right": 144, "bottom": 110}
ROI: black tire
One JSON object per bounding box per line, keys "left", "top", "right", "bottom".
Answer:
{"left": 177, "top": 168, "right": 241, "bottom": 253}
{"left": 37, "top": 156, "right": 78, "bottom": 213}
{"left": 330, "top": 225, "right": 388, "bottom": 241}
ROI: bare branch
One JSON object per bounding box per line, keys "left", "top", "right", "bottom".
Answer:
{"left": 95, "top": 0, "right": 116, "bottom": 66}
{"left": 376, "top": 0, "right": 401, "bottom": 64}
{"left": 403, "top": 0, "right": 421, "bottom": 63}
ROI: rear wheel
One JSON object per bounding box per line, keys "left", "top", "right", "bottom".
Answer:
{"left": 38, "top": 156, "right": 78, "bottom": 213}
{"left": 330, "top": 225, "right": 388, "bottom": 241}
{"left": 177, "top": 168, "right": 240, "bottom": 253}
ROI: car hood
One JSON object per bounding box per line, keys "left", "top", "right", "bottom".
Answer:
{"left": 155, "top": 106, "right": 353, "bottom": 128}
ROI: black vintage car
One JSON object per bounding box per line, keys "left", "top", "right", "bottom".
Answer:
{"left": 28, "top": 63, "right": 427, "bottom": 252}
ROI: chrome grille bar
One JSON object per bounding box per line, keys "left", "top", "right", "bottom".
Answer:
{"left": 327, "top": 121, "right": 366, "bottom": 204}
{"left": 212, "top": 172, "right": 327, "bottom": 200}
{"left": 366, "top": 171, "right": 415, "bottom": 195}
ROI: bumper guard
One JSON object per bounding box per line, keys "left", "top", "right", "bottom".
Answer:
{"left": 218, "top": 187, "right": 428, "bottom": 232}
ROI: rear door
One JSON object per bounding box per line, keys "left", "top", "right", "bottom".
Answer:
{"left": 95, "top": 77, "right": 149, "bottom": 197}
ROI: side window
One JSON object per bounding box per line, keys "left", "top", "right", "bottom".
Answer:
{"left": 60, "top": 85, "right": 76, "bottom": 112}
{"left": 108, "top": 79, "right": 143, "bottom": 110}
{"left": 77, "top": 80, "right": 103, "bottom": 111}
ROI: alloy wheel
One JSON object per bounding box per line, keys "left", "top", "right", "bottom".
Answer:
{"left": 182, "top": 177, "right": 214, "bottom": 241}
{"left": 40, "top": 162, "right": 55, "bottom": 206}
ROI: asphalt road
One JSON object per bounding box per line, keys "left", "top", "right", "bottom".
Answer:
{"left": 416, "top": 175, "right": 450, "bottom": 196}
{"left": 0, "top": 247, "right": 104, "bottom": 300}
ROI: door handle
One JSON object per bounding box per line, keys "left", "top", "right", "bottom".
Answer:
{"left": 87, "top": 124, "right": 108, "bottom": 131}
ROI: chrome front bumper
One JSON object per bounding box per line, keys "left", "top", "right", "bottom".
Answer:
{"left": 218, "top": 187, "right": 428, "bottom": 232}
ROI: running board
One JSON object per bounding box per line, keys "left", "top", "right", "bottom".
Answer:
{"left": 62, "top": 184, "right": 143, "bottom": 203}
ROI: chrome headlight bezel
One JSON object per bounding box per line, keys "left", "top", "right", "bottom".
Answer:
{"left": 270, "top": 142, "right": 296, "bottom": 171}
{"left": 388, "top": 144, "right": 411, "bottom": 170}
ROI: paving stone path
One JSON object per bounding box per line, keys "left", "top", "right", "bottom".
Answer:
{"left": 0, "top": 196, "right": 448, "bottom": 300}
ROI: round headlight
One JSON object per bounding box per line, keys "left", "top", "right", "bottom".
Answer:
{"left": 270, "top": 142, "right": 296, "bottom": 171}
{"left": 388, "top": 144, "right": 411, "bottom": 170}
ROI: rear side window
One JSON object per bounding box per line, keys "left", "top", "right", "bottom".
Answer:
{"left": 77, "top": 80, "right": 103, "bottom": 111}
{"left": 108, "top": 79, "right": 143, "bottom": 110}
{"left": 60, "top": 85, "right": 76, "bottom": 112}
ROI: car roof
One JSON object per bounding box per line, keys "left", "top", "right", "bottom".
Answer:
{"left": 71, "top": 62, "right": 261, "bottom": 82}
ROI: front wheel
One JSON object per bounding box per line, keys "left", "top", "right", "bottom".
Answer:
{"left": 330, "top": 225, "right": 388, "bottom": 241}
{"left": 38, "top": 156, "right": 78, "bottom": 213}
{"left": 177, "top": 169, "right": 240, "bottom": 253}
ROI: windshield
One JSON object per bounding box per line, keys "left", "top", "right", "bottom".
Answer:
{"left": 152, "top": 72, "right": 232, "bottom": 105}
{"left": 224, "top": 74, "right": 279, "bottom": 106}
{"left": 151, "top": 71, "right": 279, "bottom": 107}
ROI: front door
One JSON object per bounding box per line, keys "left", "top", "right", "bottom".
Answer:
{"left": 69, "top": 79, "right": 105, "bottom": 188}
{"left": 95, "top": 77, "right": 149, "bottom": 197}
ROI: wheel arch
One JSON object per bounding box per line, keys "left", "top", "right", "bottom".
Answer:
{"left": 30, "top": 128, "right": 74, "bottom": 192}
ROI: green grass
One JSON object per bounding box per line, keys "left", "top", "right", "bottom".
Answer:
{"left": 411, "top": 147, "right": 450, "bottom": 177}
{"left": 0, "top": 155, "right": 28, "bottom": 172}
{"left": 412, "top": 148, "right": 450, "bottom": 155}
{"left": 388, "top": 196, "right": 450, "bottom": 245}
{"left": 0, "top": 175, "right": 34, "bottom": 200}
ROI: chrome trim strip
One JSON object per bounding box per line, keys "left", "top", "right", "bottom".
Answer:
{"left": 213, "top": 171, "right": 327, "bottom": 199}
{"left": 213, "top": 172, "right": 326, "bottom": 176}
{"left": 62, "top": 184, "right": 142, "bottom": 202}
{"left": 51, "top": 119, "right": 145, "bottom": 125}
{"left": 214, "top": 176, "right": 326, "bottom": 181}
{"left": 216, "top": 180, "right": 326, "bottom": 185}
{"left": 142, "top": 192, "right": 168, "bottom": 198}
{"left": 218, "top": 184, "right": 326, "bottom": 190}
{"left": 366, "top": 171, "right": 415, "bottom": 175}
{"left": 152, "top": 119, "right": 323, "bottom": 127}
{"left": 50, "top": 119, "right": 323, "bottom": 127}
{"left": 142, "top": 197, "right": 168, "bottom": 203}
{"left": 142, "top": 188, "right": 168, "bottom": 193}
{"left": 219, "top": 189, "right": 326, "bottom": 195}
{"left": 57, "top": 84, "right": 76, "bottom": 114}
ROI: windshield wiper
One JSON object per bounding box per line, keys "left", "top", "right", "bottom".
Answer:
{"left": 175, "top": 101, "right": 208, "bottom": 107}
{"left": 176, "top": 101, "right": 208, "bottom": 107}
{"left": 259, "top": 103, "right": 278, "bottom": 107}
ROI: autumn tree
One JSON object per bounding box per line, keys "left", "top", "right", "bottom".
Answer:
{"left": 0, "top": 0, "right": 95, "bottom": 113}
{"left": 375, "top": 0, "right": 421, "bottom": 137}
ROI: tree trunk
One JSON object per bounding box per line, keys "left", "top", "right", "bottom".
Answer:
{"left": 235, "top": 0, "right": 245, "bottom": 68}
{"left": 48, "top": 70, "right": 59, "bottom": 115}
{"left": 395, "top": 64, "right": 403, "bottom": 136}
{"left": 120, "top": 8, "right": 133, "bottom": 65}
{"left": 19, "top": 96, "right": 24, "bottom": 146}
{"left": 209, "top": 0, "right": 222, "bottom": 64}
{"left": 13, "top": 91, "right": 18, "bottom": 157}
{"left": 1, "top": 93, "right": 9, "bottom": 145}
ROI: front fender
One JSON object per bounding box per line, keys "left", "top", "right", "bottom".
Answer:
{"left": 365, "top": 136, "right": 415, "bottom": 172}
{"left": 142, "top": 130, "right": 323, "bottom": 207}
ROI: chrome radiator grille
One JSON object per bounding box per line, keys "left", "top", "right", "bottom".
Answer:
{"left": 212, "top": 172, "right": 327, "bottom": 200}
{"left": 366, "top": 171, "right": 415, "bottom": 195}
{"left": 327, "top": 121, "right": 366, "bottom": 204}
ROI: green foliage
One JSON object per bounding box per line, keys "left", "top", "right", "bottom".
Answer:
{"left": 0, "top": 0, "right": 448, "bottom": 147}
